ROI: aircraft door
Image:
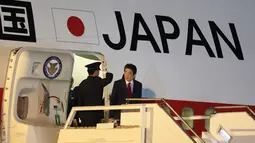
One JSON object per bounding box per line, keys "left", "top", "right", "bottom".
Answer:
{"left": 1, "top": 47, "right": 74, "bottom": 143}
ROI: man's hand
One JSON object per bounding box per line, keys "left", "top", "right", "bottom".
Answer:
{"left": 101, "top": 70, "right": 107, "bottom": 75}
{"left": 72, "top": 119, "right": 78, "bottom": 127}
{"left": 108, "top": 118, "right": 115, "bottom": 123}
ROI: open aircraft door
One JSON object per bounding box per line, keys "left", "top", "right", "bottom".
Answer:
{"left": 1, "top": 47, "right": 74, "bottom": 143}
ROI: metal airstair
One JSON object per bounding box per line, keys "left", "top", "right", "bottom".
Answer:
{"left": 57, "top": 98, "right": 255, "bottom": 143}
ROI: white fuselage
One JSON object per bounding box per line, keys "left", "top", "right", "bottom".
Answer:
{"left": 0, "top": 0, "right": 254, "bottom": 105}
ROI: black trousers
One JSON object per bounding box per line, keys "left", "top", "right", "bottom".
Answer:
{"left": 79, "top": 111, "right": 103, "bottom": 127}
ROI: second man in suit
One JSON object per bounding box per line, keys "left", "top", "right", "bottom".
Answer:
{"left": 110, "top": 63, "right": 142, "bottom": 120}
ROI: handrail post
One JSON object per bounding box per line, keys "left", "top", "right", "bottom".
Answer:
{"left": 141, "top": 104, "right": 146, "bottom": 143}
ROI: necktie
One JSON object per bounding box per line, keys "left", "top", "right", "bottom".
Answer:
{"left": 127, "top": 83, "right": 132, "bottom": 97}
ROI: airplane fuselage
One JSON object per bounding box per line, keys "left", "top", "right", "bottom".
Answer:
{"left": 0, "top": 0, "right": 255, "bottom": 137}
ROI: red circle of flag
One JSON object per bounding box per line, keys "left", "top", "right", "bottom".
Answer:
{"left": 67, "top": 16, "right": 85, "bottom": 37}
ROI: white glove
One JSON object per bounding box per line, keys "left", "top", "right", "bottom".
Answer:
{"left": 101, "top": 70, "right": 107, "bottom": 75}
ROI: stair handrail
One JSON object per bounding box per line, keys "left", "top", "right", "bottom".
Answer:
{"left": 214, "top": 105, "right": 255, "bottom": 118}
{"left": 126, "top": 98, "right": 205, "bottom": 143}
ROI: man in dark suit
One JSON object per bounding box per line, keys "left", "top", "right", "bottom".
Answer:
{"left": 110, "top": 63, "right": 142, "bottom": 119}
{"left": 77, "top": 62, "right": 113, "bottom": 127}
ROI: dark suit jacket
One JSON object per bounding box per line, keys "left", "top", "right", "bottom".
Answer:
{"left": 77, "top": 72, "right": 113, "bottom": 126}
{"left": 110, "top": 78, "right": 142, "bottom": 119}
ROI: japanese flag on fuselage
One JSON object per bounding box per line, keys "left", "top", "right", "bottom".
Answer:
{"left": 52, "top": 8, "right": 99, "bottom": 45}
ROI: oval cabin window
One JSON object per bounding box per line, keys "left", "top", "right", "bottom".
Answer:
{"left": 182, "top": 107, "right": 194, "bottom": 130}
{"left": 204, "top": 107, "right": 216, "bottom": 131}
{"left": 17, "top": 96, "right": 29, "bottom": 120}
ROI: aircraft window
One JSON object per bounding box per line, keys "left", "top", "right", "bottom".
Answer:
{"left": 204, "top": 107, "right": 216, "bottom": 131}
{"left": 17, "top": 96, "right": 28, "bottom": 120}
{"left": 182, "top": 107, "right": 194, "bottom": 130}
{"left": 160, "top": 104, "right": 171, "bottom": 116}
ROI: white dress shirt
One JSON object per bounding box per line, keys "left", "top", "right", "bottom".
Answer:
{"left": 125, "top": 80, "right": 134, "bottom": 93}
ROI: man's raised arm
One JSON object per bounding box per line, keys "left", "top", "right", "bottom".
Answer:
{"left": 101, "top": 72, "right": 113, "bottom": 87}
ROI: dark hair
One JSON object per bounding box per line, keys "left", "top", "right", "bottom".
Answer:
{"left": 124, "top": 64, "right": 137, "bottom": 75}
{"left": 87, "top": 69, "right": 97, "bottom": 75}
